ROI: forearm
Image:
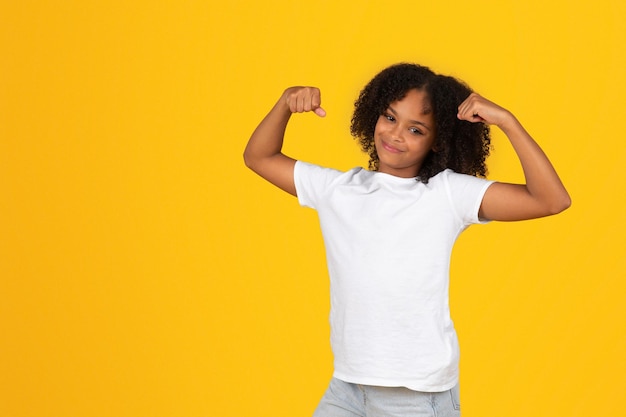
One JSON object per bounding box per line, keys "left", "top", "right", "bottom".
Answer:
{"left": 243, "top": 95, "right": 292, "bottom": 170}
{"left": 243, "top": 87, "right": 324, "bottom": 196}
{"left": 499, "top": 115, "right": 571, "bottom": 213}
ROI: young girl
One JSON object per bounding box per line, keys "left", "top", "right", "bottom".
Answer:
{"left": 243, "top": 63, "right": 570, "bottom": 417}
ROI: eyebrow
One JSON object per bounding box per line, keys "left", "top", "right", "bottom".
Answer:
{"left": 387, "top": 105, "right": 432, "bottom": 131}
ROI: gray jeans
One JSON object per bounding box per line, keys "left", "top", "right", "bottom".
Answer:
{"left": 313, "top": 377, "right": 461, "bottom": 417}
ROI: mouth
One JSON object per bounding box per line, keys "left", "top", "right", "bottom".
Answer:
{"left": 380, "top": 139, "right": 402, "bottom": 154}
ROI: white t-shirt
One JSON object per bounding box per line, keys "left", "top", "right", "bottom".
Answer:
{"left": 294, "top": 161, "right": 494, "bottom": 392}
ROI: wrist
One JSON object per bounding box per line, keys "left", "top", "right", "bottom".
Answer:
{"left": 496, "top": 110, "right": 521, "bottom": 133}
{"left": 272, "top": 94, "right": 294, "bottom": 119}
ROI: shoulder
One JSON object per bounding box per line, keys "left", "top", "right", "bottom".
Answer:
{"left": 294, "top": 161, "right": 366, "bottom": 206}
{"left": 295, "top": 160, "right": 364, "bottom": 184}
{"left": 434, "top": 169, "right": 495, "bottom": 224}
{"left": 434, "top": 169, "right": 494, "bottom": 191}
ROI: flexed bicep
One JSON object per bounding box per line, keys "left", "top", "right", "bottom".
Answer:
{"left": 244, "top": 87, "right": 326, "bottom": 196}
{"left": 479, "top": 181, "right": 570, "bottom": 221}
{"left": 461, "top": 93, "right": 570, "bottom": 221}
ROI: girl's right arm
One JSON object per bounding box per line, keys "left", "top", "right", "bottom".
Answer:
{"left": 243, "top": 87, "right": 326, "bottom": 196}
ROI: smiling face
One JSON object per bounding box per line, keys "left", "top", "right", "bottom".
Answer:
{"left": 373, "top": 88, "right": 436, "bottom": 178}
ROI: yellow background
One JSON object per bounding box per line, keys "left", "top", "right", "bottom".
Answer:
{"left": 1, "top": 1, "right": 624, "bottom": 416}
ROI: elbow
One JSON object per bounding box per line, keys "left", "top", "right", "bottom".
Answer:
{"left": 243, "top": 145, "right": 268, "bottom": 173}
{"left": 243, "top": 149, "right": 256, "bottom": 171}
{"left": 548, "top": 192, "right": 572, "bottom": 215}
{"left": 562, "top": 193, "right": 572, "bottom": 212}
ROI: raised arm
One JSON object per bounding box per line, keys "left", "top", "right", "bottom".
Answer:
{"left": 457, "top": 93, "right": 571, "bottom": 221}
{"left": 243, "top": 86, "right": 326, "bottom": 196}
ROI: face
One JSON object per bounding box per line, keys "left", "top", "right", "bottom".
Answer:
{"left": 373, "top": 88, "right": 436, "bottom": 178}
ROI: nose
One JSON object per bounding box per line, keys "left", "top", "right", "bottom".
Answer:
{"left": 390, "top": 123, "right": 404, "bottom": 142}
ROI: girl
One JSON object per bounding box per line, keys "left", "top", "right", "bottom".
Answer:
{"left": 243, "top": 63, "right": 570, "bottom": 417}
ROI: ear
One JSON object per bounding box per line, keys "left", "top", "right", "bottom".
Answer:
{"left": 431, "top": 136, "right": 439, "bottom": 152}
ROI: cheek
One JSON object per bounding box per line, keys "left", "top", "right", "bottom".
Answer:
{"left": 373, "top": 123, "right": 391, "bottom": 141}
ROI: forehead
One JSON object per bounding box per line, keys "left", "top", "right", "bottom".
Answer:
{"left": 390, "top": 89, "right": 433, "bottom": 116}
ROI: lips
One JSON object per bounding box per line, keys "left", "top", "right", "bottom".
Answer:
{"left": 380, "top": 139, "right": 402, "bottom": 154}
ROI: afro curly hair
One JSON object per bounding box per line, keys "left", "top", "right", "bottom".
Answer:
{"left": 350, "top": 63, "right": 491, "bottom": 183}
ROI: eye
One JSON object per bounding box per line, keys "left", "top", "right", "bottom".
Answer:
{"left": 383, "top": 113, "right": 395, "bottom": 122}
{"left": 409, "top": 127, "right": 424, "bottom": 135}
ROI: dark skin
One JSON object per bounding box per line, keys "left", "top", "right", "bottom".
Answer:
{"left": 244, "top": 86, "right": 571, "bottom": 221}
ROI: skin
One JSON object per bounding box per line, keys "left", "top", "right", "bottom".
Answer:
{"left": 373, "top": 88, "right": 436, "bottom": 178}
{"left": 243, "top": 86, "right": 571, "bottom": 221}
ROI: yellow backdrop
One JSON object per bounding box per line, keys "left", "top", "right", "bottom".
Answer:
{"left": 1, "top": 1, "right": 624, "bottom": 416}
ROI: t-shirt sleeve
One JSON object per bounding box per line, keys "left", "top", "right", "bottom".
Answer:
{"left": 294, "top": 160, "right": 343, "bottom": 209}
{"left": 443, "top": 170, "right": 495, "bottom": 225}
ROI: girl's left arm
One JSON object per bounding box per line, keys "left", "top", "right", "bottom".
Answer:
{"left": 457, "top": 93, "right": 571, "bottom": 221}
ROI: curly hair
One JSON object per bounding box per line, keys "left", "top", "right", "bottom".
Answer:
{"left": 350, "top": 63, "right": 491, "bottom": 183}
